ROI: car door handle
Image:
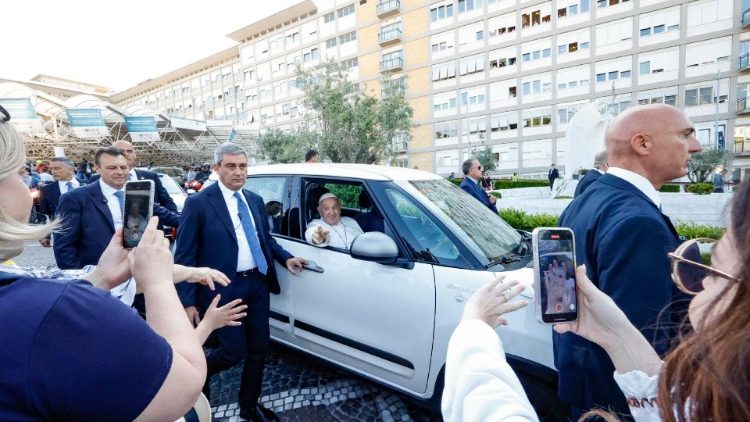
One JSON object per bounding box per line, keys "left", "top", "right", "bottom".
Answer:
{"left": 303, "top": 261, "right": 324, "bottom": 273}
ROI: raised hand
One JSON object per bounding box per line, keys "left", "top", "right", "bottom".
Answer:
{"left": 312, "top": 225, "right": 329, "bottom": 245}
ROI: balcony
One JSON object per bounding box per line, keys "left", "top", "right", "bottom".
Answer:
{"left": 380, "top": 56, "right": 404, "bottom": 72}
{"left": 381, "top": 77, "right": 406, "bottom": 97}
{"left": 743, "top": 8, "right": 750, "bottom": 28}
{"left": 376, "top": 0, "right": 400, "bottom": 18}
{"left": 392, "top": 141, "right": 408, "bottom": 153}
{"left": 378, "top": 27, "right": 402, "bottom": 46}
{"left": 741, "top": 53, "right": 750, "bottom": 71}
{"left": 738, "top": 97, "right": 750, "bottom": 114}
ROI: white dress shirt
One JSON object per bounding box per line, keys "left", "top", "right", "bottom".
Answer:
{"left": 606, "top": 167, "right": 661, "bottom": 209}
{"left": 98, "top": 180, "right": 125, "bottom": 230}
{"left": 305, "top": 217, "right": 364, "bottom": 249}
{"left": 57, "top": 177, "right": 80, "bottom": 195}
{"left": 217, "top": 181, "right": 257, "bottom": 272}
{"left": 128, "top": 168, "right": 138, "bottom": 181}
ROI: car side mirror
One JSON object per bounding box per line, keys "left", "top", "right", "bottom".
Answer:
{"left": 350, "top": 232, "right": 399, "bottom": 264}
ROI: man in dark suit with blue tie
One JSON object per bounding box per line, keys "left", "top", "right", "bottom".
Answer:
{"left": 555, "top": 104, "right": 702, "bottom": 418}
{"left": 460, "top": 159, "right": 498, "bottom": 214}
{"left": 53, "top": 147, "right": 180, "bottom": 270}
{"left": 175, "top": 143, "right": 308, "bottom": 422}
{"left": 573, "top": 150, "right": 608, "bottom": 197}
{"left": 38, "top": 157, "right": 83, "bottom": 247}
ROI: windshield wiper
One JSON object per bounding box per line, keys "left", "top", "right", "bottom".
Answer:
{"left": 485, "top": 254, "right": 521, "bottom": 269}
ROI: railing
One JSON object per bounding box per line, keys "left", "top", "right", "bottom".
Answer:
{"left": 740, "top": 53, "right": 750, "bottom": 71}
{"left": 380, "top": 57, "right": 404, "bottom": 72}
{"left": 378, "top": 28, "right": 402, "bottom": 44}
{"left": 743, "top": 8, "right": 750, "bottom": 26}
{"left": 738, "top": 97, "right": 749, "bottom": 113}
{"left": 376, "top": 0, "right": 400, "bottom": 16}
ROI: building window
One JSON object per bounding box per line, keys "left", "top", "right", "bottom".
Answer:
{"left": 324, "top": 12, "right": 335, "bottom": 22}
{"left": 339, "top": 31, "right": 357, "bottom": 44}
{"left": 326, "top": 38, "right": 337, "bottom": 48}
{"left": 337, "top": 4, "right": 355, "bottom": 18}
{"left": 458, "top": 0, "right": 483, "bottom": 13}
{"left": 430, "top": 4, "right": 454, "bottom": 22}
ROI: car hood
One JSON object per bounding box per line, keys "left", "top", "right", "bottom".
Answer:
{"left": 492, "top": 267, "right": 535, "bottom": 299}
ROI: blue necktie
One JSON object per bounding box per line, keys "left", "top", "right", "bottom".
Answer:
{"left": 233, "top": 192, "right": 269, "bottom": 275}
{"left": 65, "top": 181, "right": 73, "bottom": 192}
{"left": 113, "top": 190, "right": 125, "bottom": 214}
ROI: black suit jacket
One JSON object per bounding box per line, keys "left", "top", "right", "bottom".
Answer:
{"left": 91, "top": 170, "right": 177, "bottom": 212}
{"left": 573, "top": 169, "right": 602, "bottom": 197}
{"left": 38, "top": 182, "right": 62, "bottom": 221}
{"left": 548, "top": 168, "right": 560, "bottom": 181}
{"left": 555, "top": 174, "right": 685, "bottom": 414}
{"left": 53, "top": 181, "right": 180, "bottom": 269}
{"left": 174, "top": 183, "right": 293, "bottom": 311}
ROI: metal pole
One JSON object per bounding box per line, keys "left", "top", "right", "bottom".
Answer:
{"left": 714, "top": 68, "right": 720, "bottom": 148}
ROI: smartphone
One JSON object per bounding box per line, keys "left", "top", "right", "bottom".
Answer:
{"left": 532, "top": 227, "right": 578, "bottom": 324}
{"left": 122, "top": 180, "right": 155, "bottom": 249}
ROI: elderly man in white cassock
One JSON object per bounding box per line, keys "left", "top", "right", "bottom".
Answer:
{"left": 305, "top": 193, "right": 364, "bottom": 249}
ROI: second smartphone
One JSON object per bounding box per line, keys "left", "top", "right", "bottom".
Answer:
{"left": 532, "top": 227, "right": 578, "bottom": 324}
{"left": 122, "top": 180, "right": 155, "bottom": 249}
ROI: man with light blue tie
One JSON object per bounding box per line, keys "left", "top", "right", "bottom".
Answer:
{"left": 38, "top": 157, "right": 82, "bottom": 247}
{"left": 175, "top": 143, "right": 308, "bottom": 422}
{"left": 53, "top": 147, "right": 179, "bottom": 270}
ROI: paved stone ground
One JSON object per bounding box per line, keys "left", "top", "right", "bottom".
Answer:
{"left": 13, "top": 243, "right": 442, "bottom": 422}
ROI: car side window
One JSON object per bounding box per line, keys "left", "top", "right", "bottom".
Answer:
{"left": 383, "top": 188, "right": 468, "bottom": 267}
{"left": 244, "top": 176, "right": 290, "bottom": 236}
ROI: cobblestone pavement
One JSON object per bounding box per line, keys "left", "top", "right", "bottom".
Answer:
{"left": 13, "top": 244, "right": 442, "bottom": 422}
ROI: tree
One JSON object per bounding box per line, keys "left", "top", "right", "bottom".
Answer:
{"left": 258, "top": 129, "right": 313, "bottom": 163}
{"left": 295, "top": 60, "right": 413, "bottom": 163}
{"left": 471, "top": 146, "right": 497, "bottom": 173}
{"left": 687, "top": 146, "right": 732, "bottom": 182}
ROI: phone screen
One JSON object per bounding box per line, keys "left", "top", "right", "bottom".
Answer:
{"left": 536, "top": 229, "right": 577, "bottom": 323}
{"left": 122, "top": 181, "right": 154, "bottom": 249}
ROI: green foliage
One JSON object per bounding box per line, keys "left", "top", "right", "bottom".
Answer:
{"left": 324, "top": 184, "right": 361, "bottom": 209}
{"left": 556, "top": 196, "right": 573, "bottom": 199}
{"left": 494, "top": 179, "right": 550, "bottom": 189}
{"left": 489, "top": 191, "right": 502, "bottom": 198}
{"left": 659, "top": 184, "right": 681, "bottom": 193}
{"left": 675, "top": 222, "right": 725, "bottom": 240}
{"left": 685, "top": 183, "right": 714, "bottom": 195}
{"left": 449, "top": 178, "right": 462, "bottom": 186}
{"left": 498, "top": 209, "right": 559, "bottom": 232}
{"left": 471, "top": 146, "right": 496, "bottom": 173}
{"left": 499, "top": 209, "right": 724, "bottom": 240}
{"left": 687, "top": 146, "right": 732, "bottom": 183}
{"left": 295, "top": 60, "right": 413, "bottom": 163}
{"left": 258, "top": 129, "right": 312, "bottom": 163}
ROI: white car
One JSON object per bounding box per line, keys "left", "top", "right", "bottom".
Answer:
{"left": 156, "top": 173, "right": 188, "bottom": 213}
{"left": 243, "top": 164, "right": 562, "bottom": 417}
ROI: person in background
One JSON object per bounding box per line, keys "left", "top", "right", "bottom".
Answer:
{"left": 442, "top": 176, "right": 750, "bottom": 422}
{"left": 187, "top": 165, "right": 198, "bottom": 183}
{"left": 712, "top": 167, "right": 727, "bottom": 193}
{"left": 548, "top": 164, "right": 560, "bottom": 190}
{"left": 511, "top": 172, "right": 519, "bottom": 182}
{"left": 556, "top": 104, "right": 702, "bottom": 418}
{"left": 460, "top": 159, "right": 498, "bottom": 213}
{"left": 38, "top": 157, "right": 82, "bottom": 247}
{"left": 305, "top": 149, "right": 321, "bottom": 163}
{"left": 0, "top": 107, "right": 206, "bottom": 421}
{"left": 448, "top": 171, "right": 455, "bottom": 179}
{"left": 77, "top": 158, "right": 92, "bottom": 183}
{"left": 574, "top": 150, "right": 609, "bottom": 197}
{"left": 36, "top": 162, "right": 54, "bottom": 185}
{"left": 112, "top": 140, "right": 177, "bottom": 213}
{"left": 265, "top": 201, "right": 283, "bottom": 234}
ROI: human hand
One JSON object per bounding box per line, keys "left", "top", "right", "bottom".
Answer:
{"left": 544, "top": 260, "right": 572, "bottom": 314}
{"left": 202, "top": 294, "right": 247, "bottom": 331}
{"left": 553, "top": 265, "right": 631, "bottom": 350}
{"left": 127, "top": 217, "right": 173, "bottom": 293}
{"left": 88, "top": 228, "right": 132, "bottom": 290}
{"left": 185, "top": 306, "right": 201, "bottom": 327}
{"left": 286, "top": 257, "right": 308, "bottom": 275}
{"left": 39, "top": 238, "right": 51, "bottom": 248}
{"left": 312, "top": 225, "right": 329, "bottom": 245}
{"left": 489, "top": 195, "right": 497, "bottom": 204}
{"left": 461, "top": 275, "right": 529, "bottom": 328}
{"left": 181, "top": 266, "right": 231, "bottom": 290}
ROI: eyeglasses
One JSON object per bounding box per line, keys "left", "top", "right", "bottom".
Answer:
{"left": 475, "top": 165, "right": 483, "bottom": 170}
{"left": 668, "top": 238, "right": 740, "bottom": 295}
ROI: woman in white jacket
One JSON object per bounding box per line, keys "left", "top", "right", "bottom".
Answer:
{"left": 443, "top": 179, "right": 750, "bottom": 422}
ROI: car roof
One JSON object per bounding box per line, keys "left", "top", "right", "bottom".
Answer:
{"left": 246, "top": 163, "right": 443, "bottom": 182}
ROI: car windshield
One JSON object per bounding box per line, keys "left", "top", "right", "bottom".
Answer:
{"left": 408, "top": 179, "right": 522, "bottom": 264}
{"left": 158, "top": 174, "right": 185, "bottom": 196}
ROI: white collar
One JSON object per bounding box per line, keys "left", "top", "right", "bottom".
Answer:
{"left": 217, "top": 180, "right": 243, "bottom": 202}
{"left": 59, "top": 178, "right": 80, "bottom": 187}
{"left": 606, "top": 167, "right": 661, "bottom": 208}
{"left": 129, "top": 168, "right": 138, "bottom": 180}
{"left": 594, "top": 168, "right": 605, "bottom": 175}
{"left": 99, "top": 179, "right": 123, "bottom": 196}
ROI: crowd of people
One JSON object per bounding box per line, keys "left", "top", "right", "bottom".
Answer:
{"left": 1, "top": 100, "right": 747, "bottom": 422}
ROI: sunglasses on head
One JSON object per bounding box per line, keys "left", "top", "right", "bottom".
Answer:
{"left": 668, "top": 238, "right": 740, "bottom": 295}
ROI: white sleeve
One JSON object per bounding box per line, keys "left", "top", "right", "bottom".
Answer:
{"left": 613, "top": 367, "right": 664, "bottom": 422}
{"left": 304, "top": 220, "right": 330, "bottom": 247}
{"left": 442, "top": 319, "right": 539, "bottom": 422}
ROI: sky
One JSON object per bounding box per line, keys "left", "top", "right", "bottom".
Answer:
{"left": 1, "top": 0, "right": 303, "bottom": 92}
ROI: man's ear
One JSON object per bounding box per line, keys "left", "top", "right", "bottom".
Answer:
{"left": 212, "top": 163, "right": 220, "bottom": 172}
{"left": 630, "top": 134, "right": 650, "bottom": 157}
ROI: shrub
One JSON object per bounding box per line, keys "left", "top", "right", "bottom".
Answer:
{"left": 449, "top": 178, "right": 462, "bottom": 186}
{"left": 659, "top": 184, "right": 681, "bottom": 193}
{"left": 499, "top": 209, "right": 724, "bottom": 240}
{"left": 489, "top": 191, "right": 502, "bottom": 199}
{"left": 685, "top": 183, "right": 714, "bottom": 195}
{"left": 499, "top": 209, "right": 559, "bottom": 232}
{"left": 675, "top": 223, "right": 725, "bottom": 240}
{"left": 494, "top": 179, "right": 550, "bottom": 190}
